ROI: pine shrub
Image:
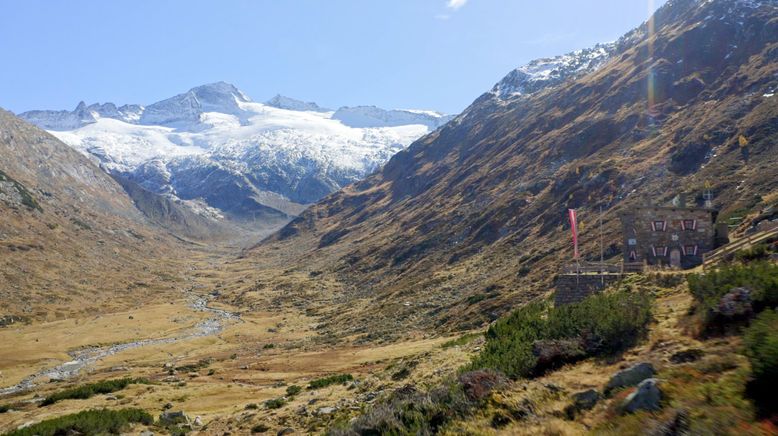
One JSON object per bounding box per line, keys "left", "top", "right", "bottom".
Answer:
{"left": 468, "top": 291, "right": 652, "bottom": 379}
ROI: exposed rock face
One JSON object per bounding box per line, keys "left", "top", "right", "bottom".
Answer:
{"left": 605, "top": 362, "right": 656, "bottom": 395}
{"left": 246, "top": 0, "right": 778, "bottom": 339}
{"left": 621, "top": 378, "right": 662, "bottom": 414}
{"left": 140, "top": 82, "right": 250, "bottom": 125}
{"left": 265, "top": 94, "right": 330, "bottom": 112}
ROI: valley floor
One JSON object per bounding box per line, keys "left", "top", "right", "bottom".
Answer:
{"left": 1, "top": 241, "right": 774, "bottom": 435}
{"left": 0, "top": 243, "right": 472, "bottom": 434}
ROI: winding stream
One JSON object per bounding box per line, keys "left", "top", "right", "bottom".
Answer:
{"left": 0, "top": 297, "right": 240, "bottom": 397}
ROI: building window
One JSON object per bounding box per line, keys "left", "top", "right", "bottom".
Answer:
{"left": 651, "top": 246, "right": 668, "bottom": 257}
{"left": 682, "top": 219, "right": 696, "bottom": 231}
{"left": 651, "top": 220, "right": 667, "bottom": 231}
{"left": 683, "top": 245, "right": 698, "bottom": 256}
{"left": 629, "top": 250, "right": 637, "bottom": 261}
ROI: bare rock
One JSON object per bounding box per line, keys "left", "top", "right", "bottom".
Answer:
{"left": 605, "top": 362, "right": 655, "bottom": 395}
{"left": 622, "top": 378, "right": 662, "bottom": 414}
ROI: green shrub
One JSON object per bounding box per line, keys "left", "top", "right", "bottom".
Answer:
{"left": 264, "top": 398, "right": 286, "bottom": 409}
{"left": 743, "top": 309, "right": 778, "bottom": 414}
{"left": 330, "top": 371, "right": 506, "bottom": 435}
{"left": 735, "top": 244, "right": 771, "bottom": 263}
{"left": 263, "top": 343, "right": 275, "bottom": 349}
{"left": 308, "top": 374, "right": 354, "bottom": 389}
{"left": 3, "top": 408, "right": 152, "bottom": 436}
{"left": 286, "top": 385, "right": 302, "bottom": 396}
{"left": 245, "top": 403, "right": 259, "bottom": 410}
{"left": 0, "top": 404, "right": 8, "bottom": 413}
{"left": 40, "top": 378, "right": 149, "bottom": 406}
{"left": 468, "top": 291, "right": 652, "bottom": 379}
{"left": 687, "top": 262, "right": 778, "bottom": 329}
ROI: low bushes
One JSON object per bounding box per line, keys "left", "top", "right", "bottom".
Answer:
{"left": 687, "top": 262, "right": 778, "bottom": 332}
{"left": 743, "top": 309, "right": 778, "bottom": 415}
{"left": 468, "top": 291, "right": 652, "bottom": 379}
{"left": 4, "top": 408, "right": 152, "bottom": 436}
{"left": 329, "top": 370, "right": 506, "bottom": 435}
{"left": 286, "top": 385, "right": 302, "bottom": 396}
{"left": 308, "top": 374, "right": 353, "bottom": 390}
{"left": 40, "top": 377, "right": 149, "bottom": 406}
{"left": 264, "top": 398, "right": 286, "bottom": 409}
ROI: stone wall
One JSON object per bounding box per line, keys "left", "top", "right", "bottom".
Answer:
{"left": 554, "top": 274, "right": 622, "bottom": 306}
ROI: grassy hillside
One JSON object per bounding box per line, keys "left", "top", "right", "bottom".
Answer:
{"left": 233, "top": 0, "right": 778, "bottom": 341}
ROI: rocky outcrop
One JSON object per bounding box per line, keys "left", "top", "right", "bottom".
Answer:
{"left": 621, "top": 378, "right": 662, "bottom": 414}
{"left": 565, "top": 389, "right": 600, "bottom": 419}
{"left": 605, "top": 362, "right": 656, "bottom": 395}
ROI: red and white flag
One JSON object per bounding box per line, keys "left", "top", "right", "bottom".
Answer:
{"left": 568, "top": 209, "right": 579, "bottom": 259}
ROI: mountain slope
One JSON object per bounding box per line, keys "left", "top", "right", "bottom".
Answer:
{"left": 0, "top": 109, "right": 187, "bottom": 322}
{"left": 239, "top": 0, "right": 778, "bottom": 341}
{"left": 19, "top": 84, "right": 451, "bottom": 239}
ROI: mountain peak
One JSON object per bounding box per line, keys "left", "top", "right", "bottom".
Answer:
{"left": 492, "top": 43, "right": 616, "bottom": 99}
{"left": 265, "top": 94, "right": 330, "bottom": 112}
{"left": 190, "top": 81, "right": 251, "bottom": 104}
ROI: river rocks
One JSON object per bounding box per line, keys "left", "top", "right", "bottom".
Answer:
{"left": 193, "top": 416, "right": 203, "bottom": 426}
{"left": 605, "top": 362, "right": 655, "bottom": 395}
{"left": 622, "top": 379, "right": 662, "bottom": 414}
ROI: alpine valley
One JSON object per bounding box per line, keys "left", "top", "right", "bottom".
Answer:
{"left": 1, "top": 0, "right": 778, "bottom": 435}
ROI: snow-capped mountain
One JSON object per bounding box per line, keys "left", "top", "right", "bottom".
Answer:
{"left": 18, "top": 82, "right": 451, "bottom": 226}
{"left": 265, "top": 94, "right": 330, "bottom": 113}
{"left": 333, "top": 106, "right": 454, "bottom": 129}
{"left": 491, "top": 43, "right": 616, "bottom": 99}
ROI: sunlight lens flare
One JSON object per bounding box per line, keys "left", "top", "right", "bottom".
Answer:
{"left": 646, "top": 0, "right": 658, "bottom": 121}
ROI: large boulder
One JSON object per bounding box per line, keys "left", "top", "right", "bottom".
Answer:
{"left": 621, "top": 378, "right": 662, "bottom": 414}
{"left": 159, "top": 410, "right": 190, "bottom": 426}
{"left": 605, "top": 362, "right": 655, "bottom": 395}
{"left": 716, "top": 287, "right": 753, "bottom": 318}
{"left": 564, "top": 389, "right": 600, "bottom": 419}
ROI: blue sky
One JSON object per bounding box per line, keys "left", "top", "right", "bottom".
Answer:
{"left": 1, "top": 0, "right": 666, "bottom": 114}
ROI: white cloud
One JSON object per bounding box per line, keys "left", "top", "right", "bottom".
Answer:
{"left": 446, "top": 0, "right": 468, "bottom": 10}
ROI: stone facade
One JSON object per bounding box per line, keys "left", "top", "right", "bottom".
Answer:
{"left": 620, "top": 206, "right": 716, "bottom": 269}
{"left": 554, "top": 274, "right": 622, "bottom": 306}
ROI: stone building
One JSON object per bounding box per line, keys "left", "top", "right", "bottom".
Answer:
{"left": 619, "top": 206, "right": 720, "bottom": 269}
